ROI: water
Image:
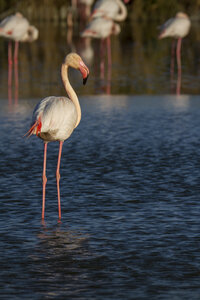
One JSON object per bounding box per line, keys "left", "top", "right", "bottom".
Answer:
{"left": 0, "top": 19, "right": 199, "bottom": 97}
{"left": 1, "top": 95, "right": 200, "bottom": 299}
{"left": 0, "top": 10, "right": 199, "bottom": 299}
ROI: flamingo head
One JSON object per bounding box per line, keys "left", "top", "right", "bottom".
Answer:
{"left": 175, "top": 12, "right": 189, "bottom": 19}
{"left": 15, "top": 12, "right": 24, "bottom": 18}
{"left": 64, "top": 53, "right": 89, "bottom": 85}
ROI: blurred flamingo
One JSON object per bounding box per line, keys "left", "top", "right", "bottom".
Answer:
{"left": 0, "top": 12, "right": 38, "bottom": 102}
{"left": 26, "top": 53, "right": 89, "bottom": 220}
{"left": 158, "top": 12, "right": 191, "bottom": 95}
{"left": 91, "top": 0, "right": 130, "bottom": 21}
{"left": 81, "top": 17, "right": 120, "bottom": 90}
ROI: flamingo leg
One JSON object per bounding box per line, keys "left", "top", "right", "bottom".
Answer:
{"left": 56, "top": 141, "right": 63, "bottom": 220}
{"left": 170, "top": 39, "right": 175, "bottom": 83}
{"left": 176, "top": 37, "right": 182, "bottom": 95}
{"left": 100, "top": 39, "right": 105, "bottom": 80}
{"left": 8, "top": 40, "right": 12, "bottom": 104}
{"left": 14, "top": 41, "right": 19, "bottom": 102}
{"left": 42, "top": 142, "right": 48, "bottom": 219}
{"left": 107, "top": 36, "right": 112, "bottom": 70}
{"left": 106, "top": 36, "right": 112, "bottom": 95}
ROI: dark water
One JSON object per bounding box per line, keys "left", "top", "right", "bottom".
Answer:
{"left": 1, "top": 95, "right": 200, "bottom": 299}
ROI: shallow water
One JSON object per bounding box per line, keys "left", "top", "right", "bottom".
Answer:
{"left": 1, "top": 95, "right": 200, "bottom": 299}
{"left": 0, "top": 19, "right": 199, "bottom": 98}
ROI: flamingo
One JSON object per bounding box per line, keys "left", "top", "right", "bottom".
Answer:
{"left": 26, "top": 53, "right": 89, "bottom": 220}
{"left": 81, "top": 17, "right": 120, "bottom": 39}
{"left": 0, "top": 12, "right": 38, "bottom": 100}
{"left": 81, "top": 17, "right": 120, "bottom": 85}
{"left": 91, "top": 0, "right": 130, "bottom": 22}
{"left": 158, "top": 12, "right": 191, "bottom": 95}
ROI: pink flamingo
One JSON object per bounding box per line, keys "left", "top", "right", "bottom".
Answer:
{"left": 158, "top": 12, "right": 191, "bottom": 95}
{"left": 26, "top": 53, "right": 89, "bottom": 220}
{"left": 81, "top": 17, "right": 120, "bottom": 84}
{"left": 91, "top": 0, "right": 130, "bottom": 21}
{"left": 0, "top": 12, "right": 38, "bottom": 101}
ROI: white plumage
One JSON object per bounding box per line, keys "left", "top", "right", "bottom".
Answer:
{"left": 159, "top": 12, "right": 191, "bottom": 39}
{"left": 31, "top": 96, "right": 77, "bottom": 142}
{"left": 20, "top": 25, "right": 39, "bottom": 43}
{"left": 0, "top": 12, "right": 29, "bottom": 40}
{"left": 0, "top": 12, "right": 38, "bottom": 42}
{"left": 81, "top": 17, "right": 121, "bottom": 39}
{"left": 91, "top": 0, "right": 128, "bottom": 21}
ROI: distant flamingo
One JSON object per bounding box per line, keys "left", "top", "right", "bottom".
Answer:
{"left": 0, "top": 12, "right": 38, "bottom": 101}
{"left": 26, "top": 53, "right": 89, "bottom": 220}
{"left": 91, "top": 0, "right": 130, "bottom": 21}
{"left": 81, "top": 17, "right": 120, "bottom": 83}
{"left": 158, "top": 12, "right": 191, "bottom": 95}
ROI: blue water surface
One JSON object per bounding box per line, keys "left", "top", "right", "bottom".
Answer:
{"left": 0, "top": 95, "right": 200, "bottom": 299}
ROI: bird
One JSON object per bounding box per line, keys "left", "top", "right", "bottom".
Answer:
{"left": 158, "top": 12, "right": 191, "bottom": 40}
{"left": 91, "top": 0, "right": 130, "bottom": 22}
{"left": 81, "top": 17, "right": 120, "bottom": 83}
{"left": 0, "top": 12, "right": 38, "bottom": 100}
{"left": 158, "top": 12, "right": 191, "bottom": 95}
{"left": 82, "top": 0, "right": 128, "bottom": 92}
{"left": 81, "top": 17, "right": 121, "bottom": 39}
{"left": 25, "top": 53, "right": 89, "bottom": 220}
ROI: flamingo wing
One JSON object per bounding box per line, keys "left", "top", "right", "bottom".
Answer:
{"left": 92, "top": 0, "right": 119, "bottom": 19}
{"left": 0, "top": 13, "right": 29, "bottom": 40}
{"left": 81, "top": 18, "right": 113, "bottom": 38}
{"left": 28, "top": 96, "right": 78, "bottom": 142}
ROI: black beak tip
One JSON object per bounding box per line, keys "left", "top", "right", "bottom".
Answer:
{"left": 83, "top": 75, "right": 89, "bottom": 85}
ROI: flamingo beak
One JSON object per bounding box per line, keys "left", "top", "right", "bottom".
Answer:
{"left": 79, "top": 61, "right": 89, "bottom": 85}
{"left": 83, "top": 76, "right": 89, "bottom": 85}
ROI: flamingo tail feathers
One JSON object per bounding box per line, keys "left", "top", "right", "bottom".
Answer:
{"left": 24, "top": 117, "right": 42, "bottom": 138}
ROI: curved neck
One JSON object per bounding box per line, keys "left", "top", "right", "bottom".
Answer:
{"left": 61, "top": 64, "right": 81, "bottom": 128}
{"left": 114, "top": 0, "right": 127, "bottom": 21}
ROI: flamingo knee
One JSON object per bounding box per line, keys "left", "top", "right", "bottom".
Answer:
{"left": 56, "top": 171, "right": 60, "bottom": 182}
{"left": 43, "top": 174, "right": 47, "bottom": 185}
